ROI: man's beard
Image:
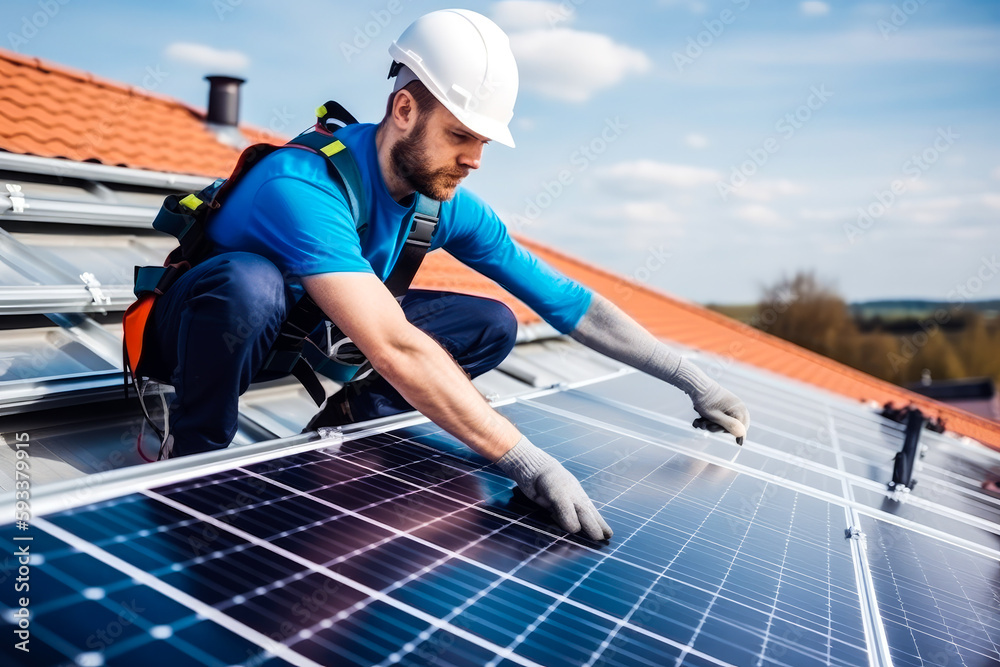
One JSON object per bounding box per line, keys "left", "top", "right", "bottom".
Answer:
{"left": 390, "top": 119, "right": 467, "bottom": 202}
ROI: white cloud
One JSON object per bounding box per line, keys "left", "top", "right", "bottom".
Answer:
{"left": 598, "top": 160, "right": 720, "bottom": 191}
{"left": 798, "top": 206, "right": 854, "bottom": 222}
{"left": 982, "top": 193, "right": 1000, "bottom": 210}
{"left": 615, "top": 201, "right": 682, "bottom": 226}
{"left": 685, "top": 133, "right": 709, "bottom": 149}
{"left": 509, "top": 28, "right": 651, "bottom": 102}
{"left": 949, "top": 227, "right": 990, "bottom": 240}
{"left": 164, "top": 43, "right": 249, "bottom": 72}
{"left": 491, "top": 1, "right": 572, "bottom": 31}
{"left": 734, "top": 204, "right": 786, "bottom": 228}
{"left": 896, "top": 196, "right": 964, "bottom": 224}
{"left": 730, "top": 179, "right": 804, "bottom": 202}
{"left": 800, "top": 1, "right": 830, "bottom": 16}
{"left": 712, "top": 28, "right": 1000, "bottom": 66}
{"left": 515, "top": 117, "right": 537, "bottom": 131}
{"left": 991, "top": 166, "right": 1000, "bottom": 180}
{"left": 905, "top": 178, "right": 933, "bottom": 194}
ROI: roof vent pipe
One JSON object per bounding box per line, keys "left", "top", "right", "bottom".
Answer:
{"left": 204, "top": 75, "right": 245, "bottom": 126}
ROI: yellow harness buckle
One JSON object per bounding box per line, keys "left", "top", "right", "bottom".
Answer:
{"left": 179, "top": 194, "right": 204, "bottom": 210}
{"left": 321, "top": 140, "right": 346, "bottom": 157}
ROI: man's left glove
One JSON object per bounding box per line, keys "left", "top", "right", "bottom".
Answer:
{"left": 496, "top": 437, "right": 613, "bottom": 541}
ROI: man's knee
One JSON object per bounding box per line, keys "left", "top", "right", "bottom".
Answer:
{"left": 207, "top": 253, "right": 286, "bottom": 315}
{"left": 469, "top": 299, "right": 518, "bottom": 363}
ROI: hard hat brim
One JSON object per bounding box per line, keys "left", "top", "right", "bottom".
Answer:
{"left": 438, "top": 99, "right": 516, "bottom": 149}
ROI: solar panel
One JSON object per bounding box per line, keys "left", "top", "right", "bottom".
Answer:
{"left": 2, "top": 370, "right": 998, "bottom": 666}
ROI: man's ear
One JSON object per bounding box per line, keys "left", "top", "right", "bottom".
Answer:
{"left": 392, "top": 89, "right": 416, "bottom": 131}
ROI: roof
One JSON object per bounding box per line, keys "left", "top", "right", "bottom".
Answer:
{"left": 0, "top": 47, "right": 275, "bottom": 177}
{"left": 2, "top": 45, "right": 998, "bottom": 453}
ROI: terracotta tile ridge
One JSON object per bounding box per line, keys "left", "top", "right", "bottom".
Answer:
{"left": 1, "top": 47, "right": 184, "bottom": 108}
{"left": 0, "top": 48, "right": 43, "bottom": 70}
{"left": 513, "top": 234, "right": 1000, "bottom": 449}
{"left": 0, "top": 47, "right": 277, "bottom": 140}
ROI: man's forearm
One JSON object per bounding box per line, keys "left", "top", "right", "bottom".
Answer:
{"left": 569, "top": 294, "right": 710, "bottom": 394}
{"left": 303, "top": 272, "right": 521, "bottom": 460}
{"left": 570, "top": 294, "right": 750, "bottom": 441}
{"left": 369, "top": 328, "right": 522, "bottom": 460}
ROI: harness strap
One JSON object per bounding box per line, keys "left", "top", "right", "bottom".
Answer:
{"left": 290, "top": 357, "right": 326, "bottom": 407}
{"left": 286, "top": 132, "right": 369, "bottom": 232}
{"left": 385, "top": 194, "right": 439, "bottom": 297}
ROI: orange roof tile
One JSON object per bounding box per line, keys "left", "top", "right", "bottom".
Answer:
{"left": 3, "top": 47, "right": 997, "bottom": 452}
{"left": 0, "top": 48, "right": 276, "bottom": 177}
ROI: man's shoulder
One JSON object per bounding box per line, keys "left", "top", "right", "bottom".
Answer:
{"left": 253, "top": 124, "right": 377, "bottom": 190}
{"left": 254, "top": 145, "right": 337, "bottom": 184}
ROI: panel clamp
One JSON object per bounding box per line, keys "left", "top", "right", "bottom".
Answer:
{"left": 80, "top": 272, "right": 112, "bottom": 307}
{"left": 4, "top": 184, "right": 26, "bottom": 213}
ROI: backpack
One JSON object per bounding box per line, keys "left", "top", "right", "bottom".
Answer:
{"left": 122, "top": 101, "right": 440, "bottom": 457}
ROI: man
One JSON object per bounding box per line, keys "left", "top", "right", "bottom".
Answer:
{"left": 139, "top": 9, "right": 749, "bottom": 541}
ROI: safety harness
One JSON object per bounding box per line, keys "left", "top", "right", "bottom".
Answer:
{"left": 122, "top": 101, "right": 440, "bottom": 459}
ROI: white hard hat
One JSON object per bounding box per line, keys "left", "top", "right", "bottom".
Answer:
{"left": 389, "top": 9, "right": 519, "bottom": 148}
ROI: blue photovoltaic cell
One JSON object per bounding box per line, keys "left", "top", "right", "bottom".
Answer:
{"left": 862, "top": 516, "right": 1000, "bottom": 667}
{"left": 0, "top": 528, "right": 288, "bottom": 667}
{"left": 0, "top": 372, "right": 996, "bottom": 666}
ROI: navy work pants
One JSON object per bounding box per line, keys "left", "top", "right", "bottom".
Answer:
{"left": 138, "top": 252, "right": 518, "bottom": 457}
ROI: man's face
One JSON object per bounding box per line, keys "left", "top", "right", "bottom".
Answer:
{"left": 390, "top": 104, "right": 488, "bottom": 202}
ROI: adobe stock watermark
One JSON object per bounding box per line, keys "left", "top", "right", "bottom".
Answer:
{"left": 339, "top": 0, "right": 415, "bottom": 63}
{"left": 716, "top": 84, "right": 833, "bottom": 201}
{"left": 7, "top": 0, "right": 72, "bottom": 52}
{"left": 259, "top": 106, "right": 297, "bottom": 141}
{"left": 750, "top": 285, "right": 800, "bottom": 331}
{"left": 213, "top": 0, "right": 243, "bottom": 20}
{"left": 84, "top": 599, "right": 146, "bottom": 651}
{"left": 508, "top": 116, "right": 627, "bottom": 232}
{"left": 612, "top": 243, "right": 673, "bottom": 302}
{"left": 672, "top": 0, "right": 752, "bottom": 73}
{"left": 543, "top": 0, "right": 586, "bottom": 27}
{"left": 844, "top": 127, "right": 958, "bottom": 244}
{"left": 877, "top": 0, "right": 929, "bottom": 39}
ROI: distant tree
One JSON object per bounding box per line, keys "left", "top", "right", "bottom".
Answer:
{"left": 852, "top": 333, "right": 899, "bottom": 382}
{"left": 753, "top": 272, "right": 857, "bottom": 362}
{"left": 903, "top": 334, "right": 967, "bottom": 384}
{"left": 952, "top": 312, "right": 1000, "bottom": 383}
{"left": 749, "top": 272, "right": 999, "bottom": 389}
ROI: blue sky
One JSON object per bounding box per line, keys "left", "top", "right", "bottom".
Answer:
{"left": 4, "top": 0, "right": 999, "bottom": 304}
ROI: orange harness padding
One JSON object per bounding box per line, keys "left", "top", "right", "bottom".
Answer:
{"left": 122, "top": 293, "right": 155, "bottom": 378}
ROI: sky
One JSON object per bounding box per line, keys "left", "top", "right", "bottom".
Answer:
{"left": 3, "top": 0, "right": 1000, "bottom": 304}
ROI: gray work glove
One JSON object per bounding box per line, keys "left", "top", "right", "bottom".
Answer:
{"left": 496, "top": 437, "right": 613, "bottom": 541}
{"left": 672, "top": 358, "right": 751, "bottom": 445}
{"left": 569, "top": 295, "right": 750, "bottom": 446}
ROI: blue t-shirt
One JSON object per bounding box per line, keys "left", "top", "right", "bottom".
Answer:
{"left": 208, "top": 123, "right": 592, "bottom": 333}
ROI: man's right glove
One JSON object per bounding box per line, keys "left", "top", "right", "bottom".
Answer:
{"left": 672, "top": 358, "right": 751, "bottom": 445}
{"left": 496, "top": 436, "right": 613, "bottom": 541}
